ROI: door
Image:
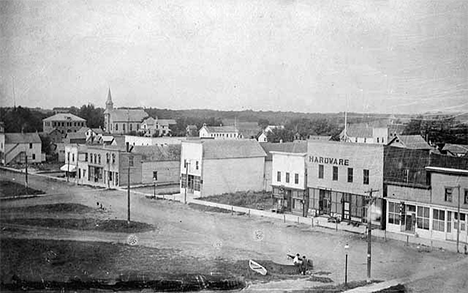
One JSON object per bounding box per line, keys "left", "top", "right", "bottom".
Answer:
{"left": 319, "top": 189, "right": 331, "bottom": 215}
{"left": 405, "top": 213, "right": 415, "bottom": 232}
{"left": 446, "top": 211, "right": 453, "bottom": 241}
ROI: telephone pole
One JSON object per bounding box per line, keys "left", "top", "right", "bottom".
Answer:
{"left": 126, "top": 142, "right": 133, "bottom": 224}
{"left": 364, "top": 188, "right": 379, "bottom": 283}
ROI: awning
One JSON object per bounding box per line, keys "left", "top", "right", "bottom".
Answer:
{"left": 60, "top": 164, "right": 76, "bottom": 172}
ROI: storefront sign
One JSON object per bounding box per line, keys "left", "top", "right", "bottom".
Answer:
{"left": 308, "top": 155, "right": 349, "bottom": 166}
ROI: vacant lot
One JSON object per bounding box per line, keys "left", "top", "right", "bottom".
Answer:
{"left": 202, "top": 191, "right": 274, "bottom": 210}
{"left": 0, "top": 180, "right": 45, "bottom": 198}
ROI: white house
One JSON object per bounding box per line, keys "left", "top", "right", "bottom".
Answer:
{"left": 4, "top": 133, "right": 43, "bottom": 165}
{"left": 180, "top": 139, "right": 267, "bottom": 198}
{"left": 271, "top": 151, "right": 308, "bottom": 216}
{"left": 198, "top": 124, "right": 240, "bottom": 139}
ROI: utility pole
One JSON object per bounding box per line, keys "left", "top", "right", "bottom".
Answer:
{"left": 127, "top": 142, "right": 133, "bottom": 224}
{"left": 364, "top": 188, "right": 379, "bottom": 283}
{"left": 24, "top": 152, "right": 28, "bottom": 189}
{"left": 184, "top": 160, "right": 190, "bottom": 204}
{"left": 457, "top": 185, "right": 461, "bottom": 253}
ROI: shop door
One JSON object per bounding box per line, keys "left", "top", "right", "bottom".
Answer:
{"left": 405, "top": 213, "right": 415, "bottom": 232}
{"left": 319, "top": 189, "right": 331, "bottom": 215}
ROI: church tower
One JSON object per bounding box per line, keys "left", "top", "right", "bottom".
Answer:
{"left": 104, "top": 88, "right": 114, "bottom": 133}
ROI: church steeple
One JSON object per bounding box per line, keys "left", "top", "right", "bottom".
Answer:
{"left": 105, "top": 87, "right": 113, "bottom": 112}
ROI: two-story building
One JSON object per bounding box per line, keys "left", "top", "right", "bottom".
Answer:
{"left": 384, "top": 147, "right": 468, "bottom": 248}
{"left": 307, "top": 140, "right": 385, "bottom": 227}
{"left": 271, "top": 150, "right": 308, "bottom": 216}
{"left": 139, "top": 117, "right": 177, "bottom": 137}
{"left": 180, "top": 139, "right": 266, "bottom": 198}
{"left": 4, "top": 133, "right": 43, "bottom": 165}
{"left": 43, "top": 113, "right": 87, "bottom": 135}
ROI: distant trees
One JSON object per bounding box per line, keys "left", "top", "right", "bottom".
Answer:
{"left": 266, "top": 118, "right": 342, "bottom": 143}
{"left": 76, "top": 104, "right": 104, "bottom": 129}
{"left": 403, "top": 116, "right": 468, "bottom": 145}
{"left": 0, "top": 106, "right": 50, "bottom": 132}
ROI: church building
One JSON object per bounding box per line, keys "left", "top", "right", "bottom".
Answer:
{"left": 103, "top": 89, "right": 149, "bottom": 134}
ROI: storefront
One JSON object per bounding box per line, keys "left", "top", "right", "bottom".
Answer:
{"left": 307, "top": 141, "right": 385, "bottom": 227}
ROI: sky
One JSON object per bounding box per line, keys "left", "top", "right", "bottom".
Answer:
{"left": 0, "top": 0, "right": 467, "bottom": 114}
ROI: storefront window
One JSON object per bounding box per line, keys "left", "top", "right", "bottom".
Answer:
{"left": 417, "top": 206, "right": 430, "bottom": 230}
{"left": 432, "top": 209, "right": 445, "bottom": 232}
{"left": 388, "top": 202, "right": 400, "bottom": 225}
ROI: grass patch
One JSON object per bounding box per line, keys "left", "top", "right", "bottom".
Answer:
{"left": 0, "top": 180, "right": 45, "bottom": 198}
{"left": 0, "top": 203, "right": 95, "bottom": 214}
{"left": 1, "top": 218, "right": 154, "bottom": 233}
{"left": 188, "top": 203, "right": 231, "bottom": 213}
{"left": 201, "top": 191, "right": 274, "bottom": 210}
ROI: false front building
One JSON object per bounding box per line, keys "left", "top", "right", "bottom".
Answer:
{"left": 180, "top": 139, "right": 266, "bottom": 198}
{"left": 306, "top": 140, "right": 385, "bottom": 227}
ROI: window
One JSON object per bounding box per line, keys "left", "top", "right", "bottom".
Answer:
{"left": 67, "top": 152, "right": 70, "bottom": 162}
{"left": 318, "top": 165, "right": 324, "bottom": 179}
{"left": 464, "top": 189, "right": 468, "bottom": 204}
{"left": 115, "top": 124, "right": 118, "bottom": 131}
{"left": 277, "top": 171, "right": 281, "bottom": 182}
{"left": 347, "top": 168, "right": 353, "bottom": 183}
{"left": 123, "top": 124, "right": 126, "bottom": 132}
{"left": 94, "top": 154, "right": 97, "bottom": 164}
{"left": 388, "top": 202, "right": 400, "bottom": 225}
{"left": 445, "top": 188, "right": 453, "bottom": 202}
{"left": 112, "top": 154, "right": 115, "bottom": 163}
{"left": 196, "top": 161, "right": 199, "bottom": 170}
{"left": 416, "top": 206, "right": 430, "bottom": 230}
{"left": 194, "top": 176, "right": 201, "bottom": 191}
{"left": 153, "top": 171, "right": 158, "bottom": 181}
{"left": 98, "top": 154, "right": 101, "bottom": 164}
{"left": 432, "top": 209, "right": 445, "bottom": 232}
{"left": 137, "top": 124, "right": 140, "bottom": 130}
{"left": 286, "top": 172, "right": 290, "bottom": 183}
{"left": 106, "top": 153, "right": 110, "bottom": 163}
{"left": 130, "top": 124, "right": 133, "bottom": 131}
{"left": 29, "top": 143, "right": 33, "bottom": 149}
{"left": 363, "top": 169, "right": 370, "bottom": 185}
{"left": 294, "top": 173, "right": 299, "bottom": 184}
{"left": 332, "top": 166, "right": 338, "bottom": 181}
{"left": 72, "top": 153, "right": 75, "bottom": 162}
{"left": 455, "top": 213, "right": 466, "bottom": 231}
{"left": 32, "top": 154, "right": 36, "bottom": 160}
{"left": 377, "top": 137, "right": 379, "bottom": 143}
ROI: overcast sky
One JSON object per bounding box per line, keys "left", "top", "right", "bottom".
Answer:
{"left": 1, "top": 0, "right": 467, "bottom": 114}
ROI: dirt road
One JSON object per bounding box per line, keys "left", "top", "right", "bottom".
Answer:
{"left": 1, "top": 169, "right": 466, "bottom": 291}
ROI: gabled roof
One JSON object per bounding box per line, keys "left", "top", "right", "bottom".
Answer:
{"left": 202, "top": 125, "right": 238, "bottom": 133}
{"left": 388, "top": 135, "right": 432, "bottom": 150}
{"left": 186, "top": 139, "right": 266, "bottom": 159}
{"left": 260, "top": 141, "right": 308, "bottom": 161}
{"left": 66, "top": 132, "right": 86, "bottom": 140}
{"left": 132, "top": 145, "right": 181, "bottom": 161}
{"left": 158, "top": 119, "right": 177, "bottom": 125}
{"left": 5, "top": 133, "right": 42, "bottom": 144}
{"left": 442, "top": 144, "right": 468, "bottom": 156}
{"left": 109, "top": 109, "right": 149, "bottom": 122}
{"left": 43, "top": 113, "right": 86, "bottom": 122}
{"left": 344, "top": 124, "right": 373, "bottom": 138}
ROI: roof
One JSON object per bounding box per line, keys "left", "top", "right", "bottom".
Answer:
{"left": 443, "top": 144, "right": 468, "bottom": 156}
{"left": 260, "top": 141, "right": 308, "bottom": 161}
{"left": 5, "top": 133, "right": 42, "bottom": 144}
{"left": 203, "top": 125, "right": 238, "bottom": 133}
{"left": 309, "top": 135, "right": 332, "bottom": 141}
{"left": 389, "top": 135, "right": 432, "bottom": 150}
{"left": 132, "top": 145, "right": 181, "bottom": 161}
{"left": 43, "top": 113, "right": 86, "bottom": 122}
{"left": 158, "top": 119, "right": 177, "bottom": 125}
{"left": 66, "top": 132, "right": 86, "bottom": 139}
{"left": 108, "top": 109, "right": 149, "bottom": 122}
{"left": 186, "top": 139, "right": 266, "bottom": 159}
{"left": 344, "top": 124, "right": 373, "bottom": 138}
